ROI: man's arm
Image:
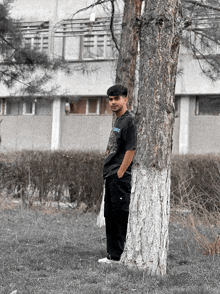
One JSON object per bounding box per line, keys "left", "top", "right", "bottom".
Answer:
{"left": 117, "top": 149, "right": 135, "bottom": 178}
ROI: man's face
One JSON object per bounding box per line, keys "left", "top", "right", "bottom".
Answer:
{"left": 108, "top": 95, "right": 128, "bottom": 113}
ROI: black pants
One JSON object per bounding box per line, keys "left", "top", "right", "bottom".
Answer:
{"left": 104, "top": 173, "right": 131, "bottom": 261}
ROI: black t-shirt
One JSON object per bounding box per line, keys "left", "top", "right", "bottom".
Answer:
{"left": 103, "top": 110, "right": 136, "bottom": 178}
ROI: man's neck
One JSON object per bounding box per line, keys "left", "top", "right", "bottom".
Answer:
{"left": 116, "top": 108, "right": 127, "bottom": 118}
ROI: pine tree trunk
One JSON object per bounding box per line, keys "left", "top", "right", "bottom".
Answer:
{"left": 121, "top": 0, "right": 182, "bottom": 275}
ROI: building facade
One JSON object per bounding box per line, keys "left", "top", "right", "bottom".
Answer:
{"left": 1, "top": 0, "right": 220, "bottom": 154}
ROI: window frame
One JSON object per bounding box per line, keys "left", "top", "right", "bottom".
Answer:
{"left": 174, "top": 96, "right": 180, "bottom": 118}
{"left": 82, "top": 33, "right": 114, "bottom": 61}
{"left": 3, "top": 99, "right": 11, "bottom": 116}
{"left": 24, "top": 35, "right": 49, "bottom": 53}
{"left": 68, "top": 97, "right": 112, "bottom": 116}
{"left": 23, "top": 101, "right": 36, "bottom": 115}
{"left": 86, "top": 98, "right": 100, "bottom": 115}
{"left": 21, "top": 21, "right": 49, "bottom": 53}
{"left": 196, "top": 95, "right": 220, "bottom": 116}
{"left": 0, "top": 99, "right": 3, "bottom": 115}
{"left": 53, "top": 17, "right": 121, "bottom": 62}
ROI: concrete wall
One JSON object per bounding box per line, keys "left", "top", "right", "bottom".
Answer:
{"left": 176, "top": 48, "right": 220, "bottom": 95}
{"left": 60, "top": 100, "right": 112, "bottom": 151}
{"left": 10, "top": 0, "right": 123, "bottom": 21}
{"left": 0, "top": 116, "right": 52, "bottom": 151}
{"left": 0, "top": 99, "right": 52, "bottom": 151}
{"left": 172, "top": 117, "right": 180, "bottom": 154}
{"left": 0, "top": 96, "right": 113, "bottom": 152}
{"left": 53, "top": 61, "right": 117, "bottom": 96}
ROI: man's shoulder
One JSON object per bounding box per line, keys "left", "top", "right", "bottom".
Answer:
{"left": 123, "top": 111, "right": 135, "bottom": 125}
{"left": 125, "top": 110, "right": 134, "bottom": 117}
{"left": 123, "top": 110, "right": 135, "bottom": 121}
{"left": 115, "top": 110, "right": 135, "bottom": 129}
{"left": 118, "top": 111, "right": 136, "bottom": 137}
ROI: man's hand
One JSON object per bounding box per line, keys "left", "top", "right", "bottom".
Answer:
{"left": 117, "top": 170, "right": 124, "bottom": 178}
{"left": 117, "top": 149, "right": 135, "bottom": 179}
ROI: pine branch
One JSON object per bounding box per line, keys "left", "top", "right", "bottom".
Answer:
{"left": 70, "top": 0, "right": 112, "bottom": 20}
{"left": 191, "top": 29, "right": 220, "bottom": 46}
{"left": 189, "top": 42, "right": 220, "bottom": 81}
{"left": 185, "top": 0, "right": 220, "bottom": 12}
{"left": 0, "top": 69, "right": 29, "bottom": 86}
{"left": 110, "top": 0, "right": 119, "bottom": 52}
{"left": 0, "top": 35, "right": 16, "bottom": 51}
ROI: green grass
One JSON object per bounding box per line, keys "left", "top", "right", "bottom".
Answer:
{"left": 1, "top": 199, "right": 220, "bottom": 294}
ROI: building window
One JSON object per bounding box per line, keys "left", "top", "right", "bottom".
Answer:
{"left": 69, "top": 99, "right": 87, "bottom": 114}
{"left": 24, "top": 36, "right": 49, "bottom": 52}
{"left": 68, "top": 97, "right": 111, "bottom": 115}
{"left": 23, "top": 101, "right": 36, "bottom": 115}
{"left": 53, "top": 17, "right": 121, "bottom": 61}
{"left": 0, "top": 100, "right": 3, "bottom": 115}
{"left": 86, "top": 98, "right": 100, "bottom": 114}
{"left": 82, "top": 34, "right": 113, "bottom": 60}
{"left": 21, "top": 21, "right": 49, "bottom": 53}
{"left": 0, "top": 22, "right": 49, "bottom": 62}
{"left": 196, "top": 96, "right": 220, "bottom": 115}
{"left": 0, "top": 48, "right": 14, "bottom": 63}
{"left": 4, "top": 100, "right": 13, "bottom": 115}
{"left": 174, "top": 96, "right": 180, "bottom": 117}
{"left": 1, "top": 99, "right": 19, "bottom": 115}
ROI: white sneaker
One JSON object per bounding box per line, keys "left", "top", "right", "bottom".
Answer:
{"left": 98, "top": 257, "right": 119, "bottom": 264}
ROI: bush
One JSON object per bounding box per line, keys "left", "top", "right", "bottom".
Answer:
{"left": 0, "top": 150, "right": 105, "bottom": 211}
{"left": 1, "top": 152, "right": 220, "bottom": 212}
{"left": 171, "top": 154, "right": 220, "bottom": 212}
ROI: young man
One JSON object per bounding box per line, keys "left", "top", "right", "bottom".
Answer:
{"left": 98, "top": 85, "right": 136, "bottom": 264}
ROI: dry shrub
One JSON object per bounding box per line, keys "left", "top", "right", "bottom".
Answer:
{"left": 192, "top": 228, "right": 220, "bottom": 256}
{"left": 171, "top": 199, "right": 220, "bottom": 256}
{"left": 171, "top": 154, "right": 220, "bottom": 255}
{"left": 2, "top": 152, "right": 220, "bottom": 215}
{"left": 0, "top": 150, "right": 105, "bottom": 211}
{"left": 171, "top": 154, "right": 220, "bottom": 211}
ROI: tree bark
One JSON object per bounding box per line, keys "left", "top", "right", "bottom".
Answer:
{"left": 115, "top": 0, "right": 142, "bottom": 106}
{"left": 121, "top": 0, "right": 182, "bottom": 275}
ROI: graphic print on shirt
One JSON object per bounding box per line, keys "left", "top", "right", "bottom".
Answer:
{"left": 106, "top": 127, "right": 120, "bottom": 156}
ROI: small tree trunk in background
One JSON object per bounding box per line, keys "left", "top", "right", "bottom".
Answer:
{"left": 115, "top": 0, "right": 142, "bottom": 107}
{"left": 121, "top": 0, "right": 182, "bottom": 275}
{"left": 96, "top": 185, "right": 105, "bottom": 227}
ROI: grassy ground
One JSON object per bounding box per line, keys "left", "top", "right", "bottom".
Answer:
{"left": 1, "top": 199, "right": 220, "bottom": 294}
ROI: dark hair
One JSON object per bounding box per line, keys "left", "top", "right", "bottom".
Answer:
{"left": 107, "top": 85, "right": 127, "bottom": 97}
